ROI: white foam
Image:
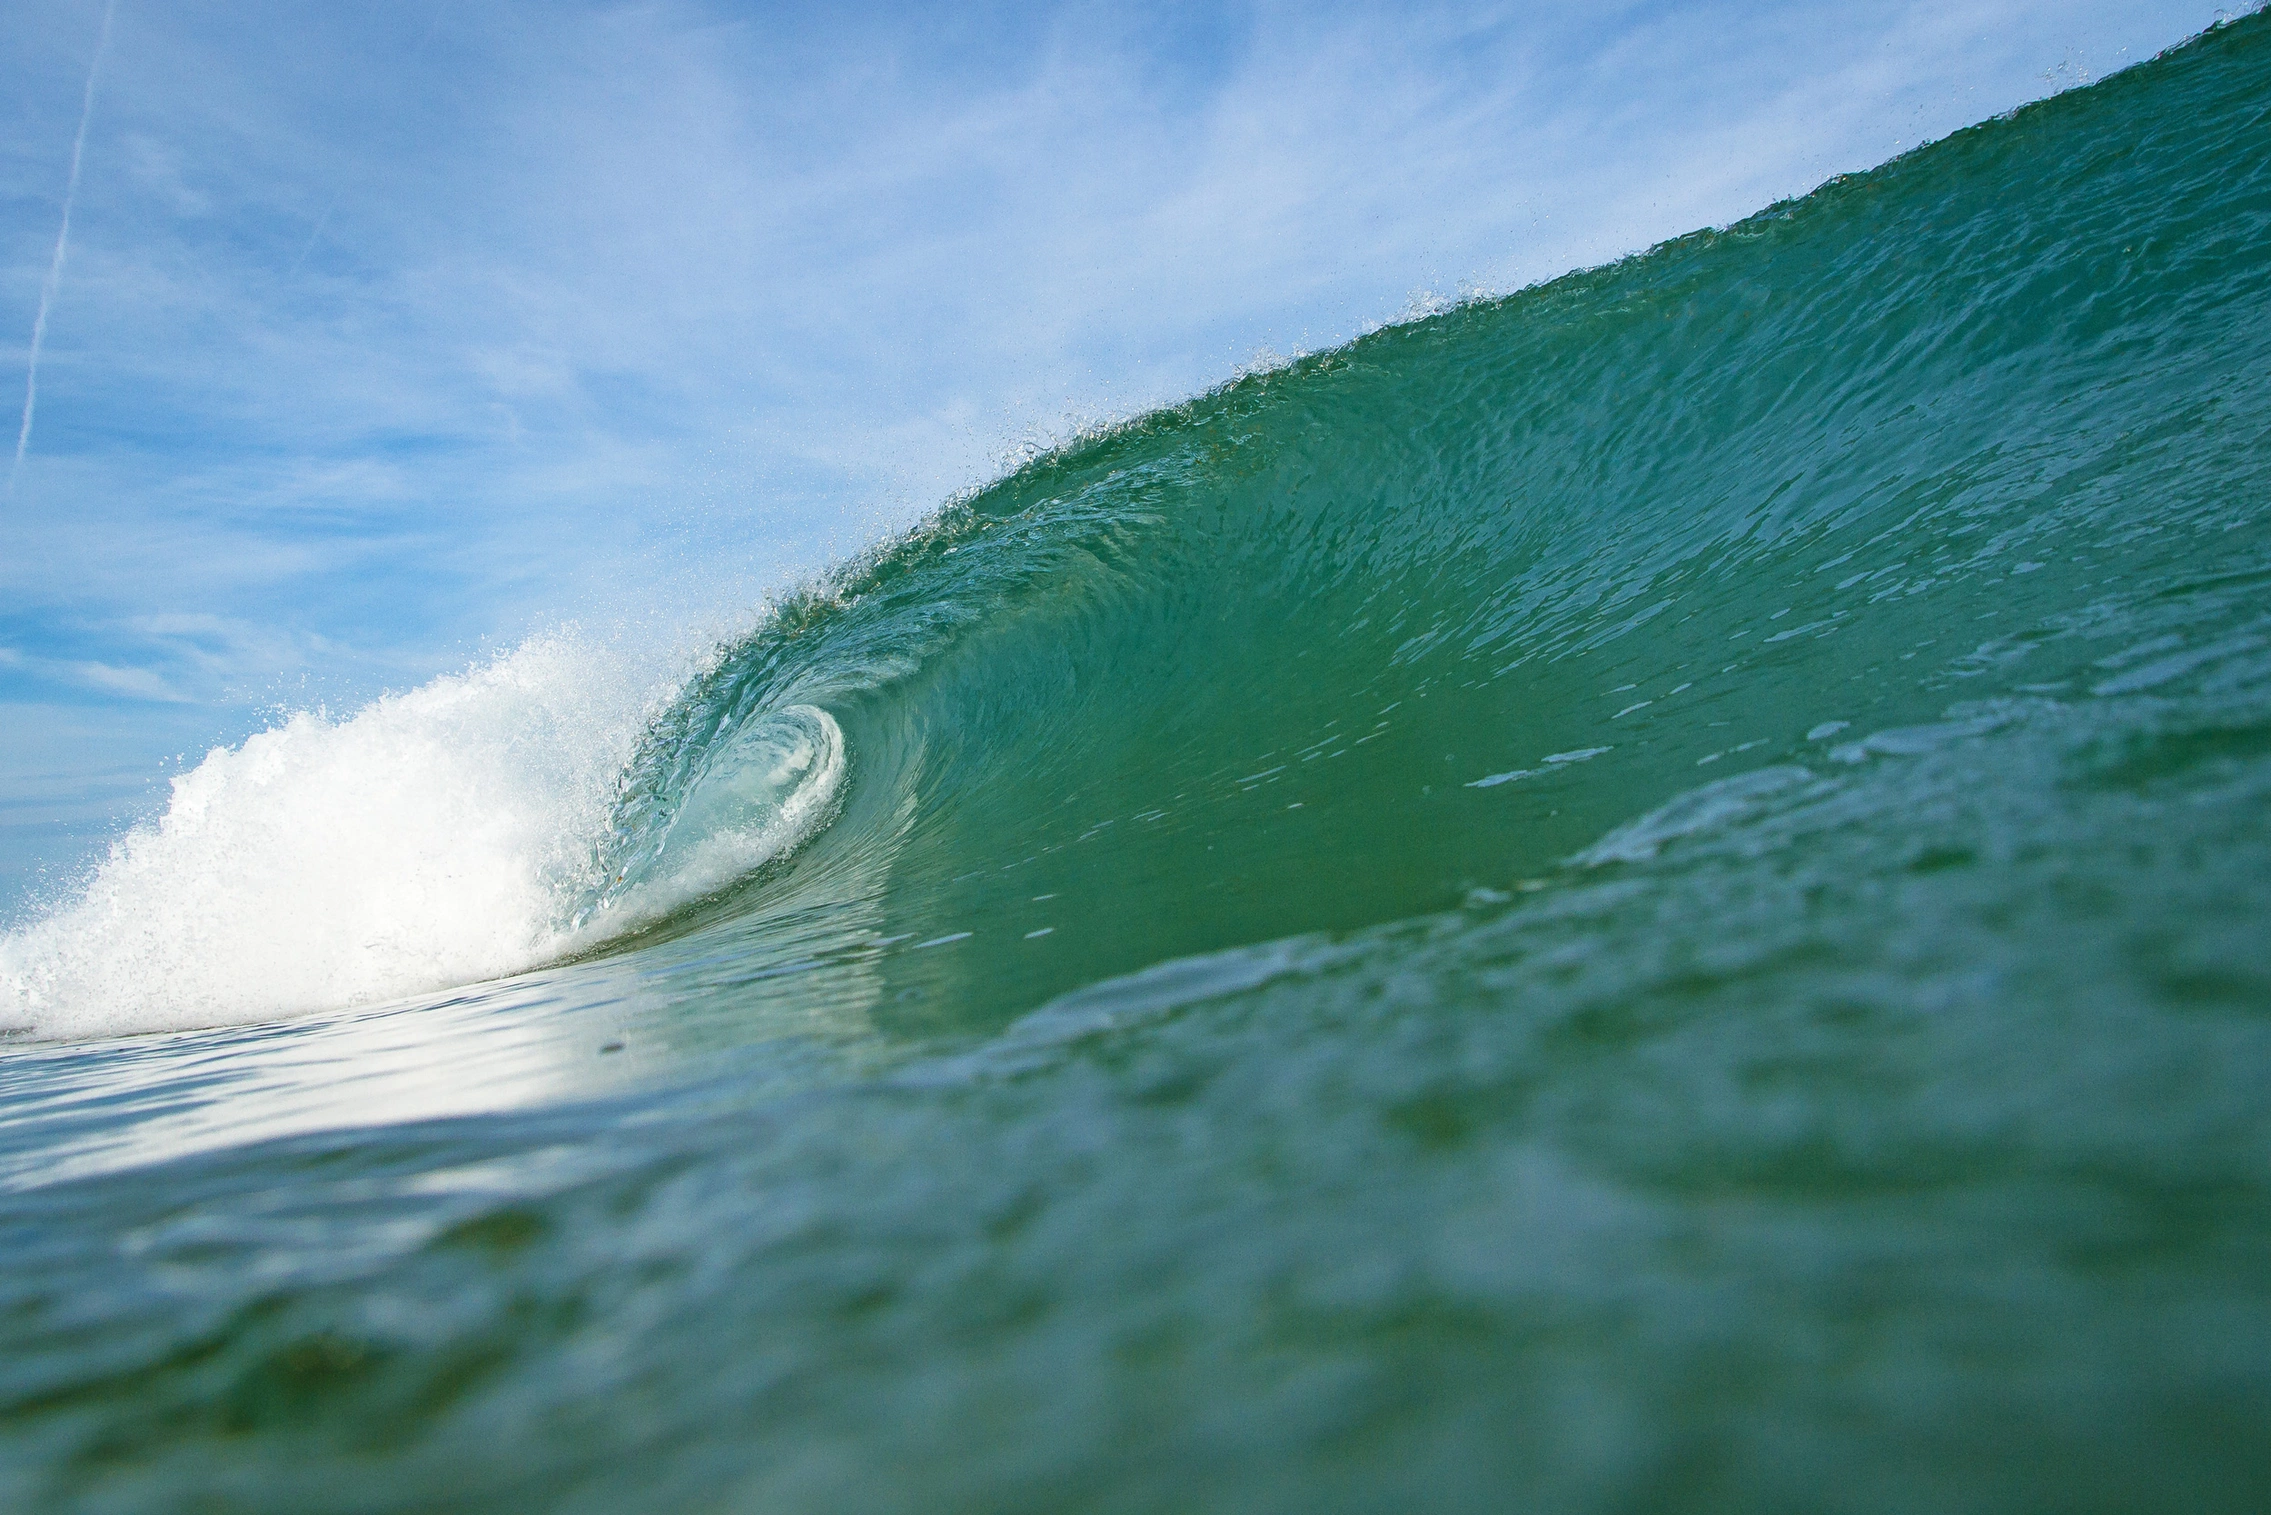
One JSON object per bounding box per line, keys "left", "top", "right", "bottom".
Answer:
{"left": 0, "top": 636, "right": 661, "bottom": 1040}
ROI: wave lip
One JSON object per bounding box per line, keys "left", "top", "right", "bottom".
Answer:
{"left": 575, "top": 702, "right": 846, "bottom": 933}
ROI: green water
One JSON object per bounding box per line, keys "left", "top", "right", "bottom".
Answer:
{"left": 5, "top": 14, "right": 2271, "bottom": 1511}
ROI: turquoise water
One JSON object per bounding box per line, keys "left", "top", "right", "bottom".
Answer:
{"left": 4, "top": 15, "right": 2271, "bottom": 1510}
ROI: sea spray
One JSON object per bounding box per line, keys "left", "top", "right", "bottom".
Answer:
{"left": 0, "top": 637, "right": 654, "bottom": 1037}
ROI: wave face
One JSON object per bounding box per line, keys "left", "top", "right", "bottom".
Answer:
{"left": 5, "top": 18, "right": 2271, "bottom": 1513}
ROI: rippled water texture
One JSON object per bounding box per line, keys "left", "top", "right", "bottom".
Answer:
{"left": 5, "top": 17, "right": 2271, "bottom": 1512}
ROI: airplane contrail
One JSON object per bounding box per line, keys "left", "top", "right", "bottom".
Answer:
{"left": 10, "top": 0, "right": 120, "bottom": 496}
{"left": 287, "top": 6, "right": 448, "bottom": 280}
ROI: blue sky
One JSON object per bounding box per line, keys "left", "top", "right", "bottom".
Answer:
{"left": 0, "top": 0, "right": 2231, "bottom": 911}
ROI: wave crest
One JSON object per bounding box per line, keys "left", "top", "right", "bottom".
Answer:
{"left": 0, "top": 638, "right": 650, "bottom": 1039}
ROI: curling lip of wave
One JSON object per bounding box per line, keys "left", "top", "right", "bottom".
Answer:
{"left": 575, "top": 702, "right": 847, "bottom": 933}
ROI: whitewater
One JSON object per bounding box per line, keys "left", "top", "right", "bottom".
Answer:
{"left": 0, "top": 635, "right": 853, "bottom": 1039}
{"left": 4, "top": 15, "right": 2271, "bottom": 1514}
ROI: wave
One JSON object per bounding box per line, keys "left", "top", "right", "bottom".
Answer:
{"left": 6, "top": 12, "right": 2271, "bottom": 1064}
{"left": 563, "top": 7, "right": 2271, "bottom": 1053}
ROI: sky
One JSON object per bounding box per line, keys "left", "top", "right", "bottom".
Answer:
{"left": 0, "top": 0, "right": 2236, "bottom": 913}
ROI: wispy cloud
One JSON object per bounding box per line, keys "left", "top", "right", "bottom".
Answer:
{"left": 0, "top": 611, "right": 351, "bottom": 706}
{"left": 0, "top": 645, "right": 186, "bottom": 703}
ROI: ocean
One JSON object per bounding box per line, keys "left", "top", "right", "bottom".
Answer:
{"left": 4, "top": 13, "right": 2269, "bottom": 1511}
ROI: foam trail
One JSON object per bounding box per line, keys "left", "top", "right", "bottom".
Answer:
{"left": 9, "top": 0, "right": 116, "bottom": 495}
